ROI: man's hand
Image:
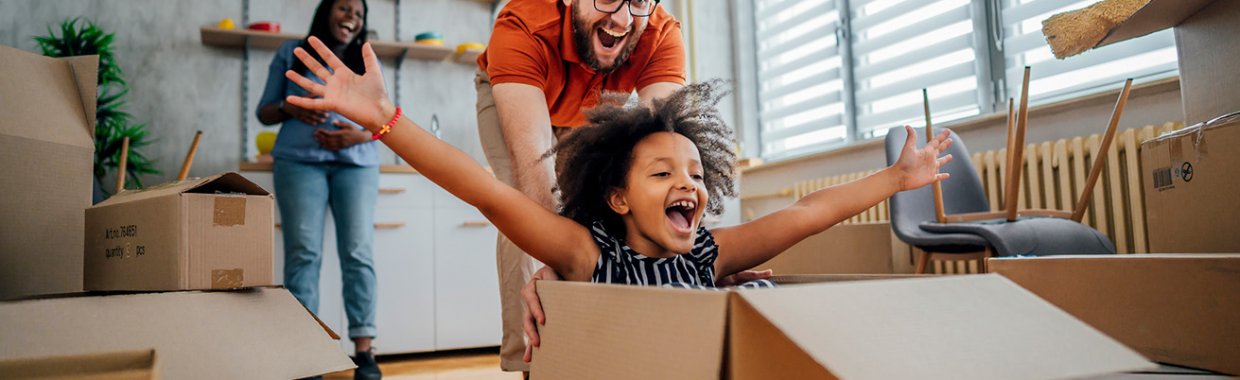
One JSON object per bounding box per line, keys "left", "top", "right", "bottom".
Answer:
{"left": 314, "top": 120, "right": 371, "bottom": 150}
{"left": 522, "top": 266, "right": 561, "bottom": 363}
{"left": 893, "top": 125, "right": 954, "bottom": 191}
{"left": 716, "top": 269, "right": 773, "bottom": 287}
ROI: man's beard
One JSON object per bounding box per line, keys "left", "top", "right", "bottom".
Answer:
{"left": 571, "top": 0, "right": 643, "bottom": 75}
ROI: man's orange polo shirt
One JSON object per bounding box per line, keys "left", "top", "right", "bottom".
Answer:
{"left": 478, "top": 0, "right": 686, "bottom": 127}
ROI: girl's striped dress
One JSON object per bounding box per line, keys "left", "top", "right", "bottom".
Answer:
{"left": 587, "top": 221, "right": 775, "bottom": 289}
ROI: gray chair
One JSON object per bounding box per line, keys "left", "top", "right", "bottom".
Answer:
{"left": 884, "top": 126, "right": 1115, "bottom": 273}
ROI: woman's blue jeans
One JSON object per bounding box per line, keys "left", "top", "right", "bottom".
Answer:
{"left": 274, "top": 159, "right": 379, "bottom": 339}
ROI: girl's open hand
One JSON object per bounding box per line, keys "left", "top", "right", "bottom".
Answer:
{"left": 284, "top": 36, "right": 392, "bottom": 132}
{"left": 893, "top": 125, "right": 953, "bottom": 191}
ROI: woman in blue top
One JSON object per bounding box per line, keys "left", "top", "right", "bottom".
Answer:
{"left": 255, "top": 0, "right": 381, "bottom": 378}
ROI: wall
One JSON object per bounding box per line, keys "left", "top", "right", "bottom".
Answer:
{"left": 0, "top": 0, "right": 496, "bottom": 186}
{"left": 738, "top": 80, "right": 1185, "bottom": 220}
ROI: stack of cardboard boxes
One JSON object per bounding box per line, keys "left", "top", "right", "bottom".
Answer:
{"left": 0, "top": 45, "right": 353, "bottom": 378}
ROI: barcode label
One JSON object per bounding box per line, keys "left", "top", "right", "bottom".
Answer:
{"left": 1152, "top": 167, "right": 1173, "bottom": 189}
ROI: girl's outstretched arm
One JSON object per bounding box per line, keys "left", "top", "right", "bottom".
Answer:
{"left": 284, "top": 36, "right": 598, "bottom": 280}
{"left": 711, "top": 126, "right": 953, "bottom": 278}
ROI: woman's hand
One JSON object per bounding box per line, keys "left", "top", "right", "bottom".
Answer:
{"left": 284, "top": 36, "right": 393, "bottom": 132}
{"left": 282, "top": 100, "right": 329, "bottom": 125}
{"left": 893, "top": 125, "right": 954, "bottom": 191}
{"left": 315, "top": 120, "right": 372, "bottom": 151}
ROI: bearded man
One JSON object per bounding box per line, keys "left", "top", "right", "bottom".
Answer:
{"left": 474, "top": 0, "right": 684, "bottom": 372}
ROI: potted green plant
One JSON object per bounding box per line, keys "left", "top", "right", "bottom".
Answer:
{"left": 36, "top": 17, "right": 159, "bottom": 202}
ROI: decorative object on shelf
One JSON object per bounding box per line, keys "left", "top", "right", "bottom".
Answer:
{"left": 453, "top": 42, "right": 485, "bottom": 63}
{"left": 217, "top": 18, "right": 236, "bottom": 30}
{"left": 256, "top": 131, "right": 278, "bottom": 157}
{"left": 247, "top": 21, "right": 281, "bottom": 33}
{"left": 36, "top": 17, "right": 160, "bottom": 201}
{"left": 414, "top": 31, "right": 444, "bottom": 46}
{"left": 455, "top": 42, "right": 484, "bottom": 54}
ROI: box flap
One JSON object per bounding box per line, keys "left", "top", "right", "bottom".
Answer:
{"left": 95, "top": 172, "right": 271, "bottom": 207}
{"left": 733, "top": 275, "right": 1154, "bottom": 380}
{"left": 0, "top": 287, "right": 354, "bottom": 379}
{"left": 0, "top": 349, "right": 155, "bottom": 380}
{"left": 1095, "top": 0, "right": 1217, "bottom": 48}
{"left": 991, "top": 254, "right": 1240, "bottom": 375}
{"left": 64, "top": 55, "right": 99, "bottom": 133}
{"left": 0, "top": 45, "right": 95, "bottom": 149}
{"left": 530, "top": 281, "right": 730, "bottom": 380}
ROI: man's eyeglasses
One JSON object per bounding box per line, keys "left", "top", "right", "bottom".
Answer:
{"left": 594, "top": 0, "right": 661, "bottom": 17}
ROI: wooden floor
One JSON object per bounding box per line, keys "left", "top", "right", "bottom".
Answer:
{"left": 324, "top": 348, "right": 519, "bottom": 380}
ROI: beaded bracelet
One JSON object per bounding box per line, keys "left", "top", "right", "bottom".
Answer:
{"left": 372, "top": 106, "right": 402, "bottom": 141}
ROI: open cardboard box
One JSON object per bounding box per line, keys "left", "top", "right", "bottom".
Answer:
{"left": 0, "top": 44, "right": 96, "bottom": 300}
{"left": 0, "top": 349, "right": 158, "bottom": 380}
{"left": 84, "top": 172, "right": 275, "bottom": 291}
{"left": 1077, "top": 0, "right": 1240, "bottom": 252}
{"left": 991, "top": 254, "right": 1240, "bottom": 376}
{"left": 0, "top": 287, "right": 354, "bottom": 379}
{"left": 530, "top": 274, "right": 1154, "bottom": 379}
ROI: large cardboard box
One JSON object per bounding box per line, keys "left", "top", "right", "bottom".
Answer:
{"left": 1090, "top": 0, "right": 1240, "bottom": 252}
{"left": 531, "top": 274, "right": 1154, "bottom": 379}
{"left": 0, "top": 45, "right": 97, "bottom": 300}
{"left": 0, "top": 349, "right": 157, "bottom": 380}
{"left": 990, "top": 254, "right": 1240, "bottom": 375}
{"left": 1140, "top": 117, "right": 1240, "bottom": 252}
{"left": 0, "top": 287, "right": 355, "bottom": 379}
{"left": 754, "top": 222, "right": 906, "bottom": 275}
{"left": 84, "top": 172, "right": 274, "bottom": 291}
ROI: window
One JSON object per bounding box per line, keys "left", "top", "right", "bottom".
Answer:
{"left": 753, "top": 0, "right": 847, "bottom": 158}
{"left": 751, "top": 0, "right": 1179, "bottom": 160}
{"left": 1000, "top": 0, "right": 1177, "bottom": 103}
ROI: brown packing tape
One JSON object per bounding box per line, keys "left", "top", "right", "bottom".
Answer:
{"left": 1168, "top": 137, "right": 1182, "bottom": 164}
{"left": 212, "top": 197, "right": 246, "bottom": 226}
{"left": 211, "top": 269, "right": 243, "bottom": 288}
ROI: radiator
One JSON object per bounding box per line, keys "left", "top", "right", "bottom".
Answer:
{"left": 787, "top": 122, "right": 1184, "bottom": 261}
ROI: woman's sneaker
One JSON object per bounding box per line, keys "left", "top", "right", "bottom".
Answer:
{"left": 352, "top": 349, "right": 382, "bottom": 380}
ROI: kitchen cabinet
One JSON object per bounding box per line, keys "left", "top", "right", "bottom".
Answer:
{"left": 240, "top": 168, "right": 499, "bottom": 354}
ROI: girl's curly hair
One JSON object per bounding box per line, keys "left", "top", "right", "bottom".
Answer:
{"left": 544, "top": 80, "right": 737, "bottom": 235}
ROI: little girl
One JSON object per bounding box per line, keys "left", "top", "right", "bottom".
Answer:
{"left": 283, "top": 36, "right": 953, "bottom": 287}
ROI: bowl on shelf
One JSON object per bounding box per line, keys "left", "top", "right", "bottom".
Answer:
{"left": 256, "top": 131, "right": 278, "bottom": 155}
{"left": 414, "top": 32, "right": 444, "bottom": 46}
{"left": 455, "top": 42, "right": 485, "bottom": 54}
{"left": 247, "top": 22, "right": 281, "bottom": 33}
{"left": 216, "top": 18, "right": 236, "bottom": 30}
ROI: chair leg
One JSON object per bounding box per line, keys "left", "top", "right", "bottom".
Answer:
{"left": 915, "top": 251, "right": 932, "bottom": 274}
{"left": 979, "top": 247, "right": 993, "bottom": 273}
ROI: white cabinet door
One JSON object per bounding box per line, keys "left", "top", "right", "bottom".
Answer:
{"left": 371, "top": 206, "right": 436, "bottom": 354}
{"left": 433, "top": 206, "right": 502, "bottom": 350}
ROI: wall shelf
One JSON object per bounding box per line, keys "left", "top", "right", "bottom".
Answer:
{"left": 201, "top": 27, "right": 457, "bottom": 62}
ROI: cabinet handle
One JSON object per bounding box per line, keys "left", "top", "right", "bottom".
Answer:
{"left": 378, "top": 187, "right": 406, "bottom": 194}
{"left": 461, "top": 221, "right": 491, "bottom": 227}
{"left": 278, "top": 223, "right": 405, "bottom": 230}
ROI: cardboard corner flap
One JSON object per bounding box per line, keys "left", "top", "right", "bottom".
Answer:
{"left": 990, "top": 254, "right": 1240, "bottom": 376}
{"left": 0, "top": 287, "right": 353, "bottom": 379}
